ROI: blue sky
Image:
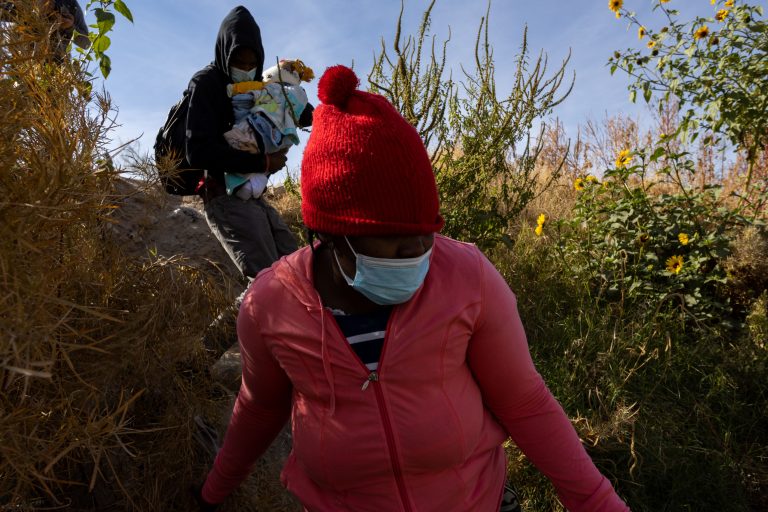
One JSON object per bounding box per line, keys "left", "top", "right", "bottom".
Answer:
{"left": 92, "top": 0, "right": 753, "bottom": 179}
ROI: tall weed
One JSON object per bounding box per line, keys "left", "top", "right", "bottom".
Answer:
{"left": 368, "top": 1, "right": 572, "bottom": 249}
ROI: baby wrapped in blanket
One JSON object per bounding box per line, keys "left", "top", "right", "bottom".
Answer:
{"left": 223, "top": 59, "right": 314, "bottom": 200}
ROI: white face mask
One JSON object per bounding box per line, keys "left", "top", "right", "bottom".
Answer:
{"left": 230, "top": 67, "right": 257, "bottom": 83}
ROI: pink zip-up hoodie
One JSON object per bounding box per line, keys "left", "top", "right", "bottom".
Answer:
{"left": 202, "top": 235, "right": 630, "bottom": 511}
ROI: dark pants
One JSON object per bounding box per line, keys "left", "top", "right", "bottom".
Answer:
{"left": 203, "top": 194, "right": 297, "bottom": 280}
{"left": 500, "top": 482, "right": 523, "bottom": 511}
{"left": 201, "top": 194, "right": 298, "bottom": 357}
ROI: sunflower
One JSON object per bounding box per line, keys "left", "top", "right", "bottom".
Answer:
{"left": 647, "top": 40, "right": 657, "bottom": 49}
{"left": 666, "top": 255, "right": 684, "bottom": 274}
{"left": 694, "top": 25, "right": 710, "bottom": 41}
{"left": 586, "top": 175, "right": 599, "bottom": 184}
{"left": 615, "top": 149, "right": 632, "bottom": 168}
{"left": 715, "top": 9, "right": 729, "bottom": 21}
{"left": 660, "top": 0, "right": 671, "bottom": 3}
{"left": 638, "top": 233, "right": 650, "bottom": 244}
{"left": 574, "top": 177, "right": 585, "bottom": 191}
{"left": 678, "top": 233, "right": 690, "bottom": 245}
{"left": 638, "top": 26, "right": 647, "bottom": 39}
{"left": 725, "top": 0, "right": 734, "bottom": 7}
{"left": 537, "top": 214, "right": 547, "bottom": 226}
{"left": 609, "top": 0, "right": 623, "bottom": 18}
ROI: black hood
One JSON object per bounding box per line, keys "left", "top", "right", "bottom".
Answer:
{"left": 214, "top": 6, "right": 264, "bottom": 79}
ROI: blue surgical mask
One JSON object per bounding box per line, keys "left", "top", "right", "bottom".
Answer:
{"left": 230, "top": 67, "right": 257, "bottom": 83}
{"left": 333, "top": 237, "right": 432, "bottom": 305}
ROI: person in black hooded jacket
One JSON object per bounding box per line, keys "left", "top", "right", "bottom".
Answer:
{"left": 185, "top": 5, "right": 312, "bottom": 282}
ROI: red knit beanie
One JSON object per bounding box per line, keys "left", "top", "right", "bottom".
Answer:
{"left": 300, "top": 65, "right": 444, "bottom": 236}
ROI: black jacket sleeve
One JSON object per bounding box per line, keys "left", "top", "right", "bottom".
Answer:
{"left": 185, "top": 72, "right": 267, "bottom": 181}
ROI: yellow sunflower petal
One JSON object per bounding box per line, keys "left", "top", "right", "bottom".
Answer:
{"left": 694, "top": 26, "right": 710, "bottom": 40}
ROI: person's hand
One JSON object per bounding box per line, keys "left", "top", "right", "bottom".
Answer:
{"left": 190, "top": 483, "right": 220, "bottom": 511}
{"left": 266, "top": 148, "right": 289, "bottom": 174}
{"left": 47, "top": 3, "right": 76, "bottom": 30}
{"left": 57, "top": 11, "right": 75, "bottom": 30}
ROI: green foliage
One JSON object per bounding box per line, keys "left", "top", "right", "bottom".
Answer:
{"left": 368, "top": 1, "right": 572, "bottom": 249}
{"left": 610, "top": 0, "right": 767, "bottom": 187}
{"left": 283, "top": 169, "right": 301, "bottom": 201}
{"left": 79, "top": 0, "right": 134, "bottom": 78}
{"left": 560, "top": 145, "right": 754, "bottom": 323}
{"left": 517, "top": 5, "right": 768, "bottom": 507}
{"left": 498, "top": 225, "right": 767, "bottom": 511}
{"left": 568, "top": 0, "right": 768, "bottom": 321}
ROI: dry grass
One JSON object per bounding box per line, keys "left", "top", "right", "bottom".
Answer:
{"left": 264, "top": 183, "right": 304, "bottom": 243}
{"left": 515, "top": 164, "right": 578, "bottom": 235}
{"left": 0, "top": 9, "right": 244, "bottom": 511}
{"left": 724, "top": 226, "right": 768, "bottom": 311}
{"left": 0, "top": 10, "right": 299, "bottom": 510}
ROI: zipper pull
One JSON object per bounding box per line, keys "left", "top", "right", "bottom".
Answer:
{"left": 361, "top": 371, "right": 379, "bottom": 391}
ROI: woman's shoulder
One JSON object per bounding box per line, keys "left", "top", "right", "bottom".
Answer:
{"left": 242, "top": 246, "right": 316, "bottom": 310}
{"left": 432, "top": 235, "right": 508, "bottom": 293}
{"left": 434, "top": 234, "right": 485, "bottom": 265}
{"left": 428, "top": 235, "right": 492, "bottom": 291}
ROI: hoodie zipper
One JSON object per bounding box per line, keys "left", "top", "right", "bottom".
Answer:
{"left": 361, "top": 371, "right": 378, "bottom": 391}
{"left": 323, "top": 307, "right": 413, "bottom": 512}
{"left": 370, "top": 370, "right": 412, "bottom": 512}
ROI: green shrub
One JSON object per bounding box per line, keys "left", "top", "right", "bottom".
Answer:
{"left": 368, "top": 1, "right": 572, "bottom": 249}
{"left": 497, "top": 222, "right": 767, "bottom": 511}
{"left": 490, "top": 3, "right": 768, "bottom": 508}
{"left": 559, "top": 145, "right": 754, "bottom": 324}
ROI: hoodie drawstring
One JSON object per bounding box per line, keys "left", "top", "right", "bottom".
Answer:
{"left": 284, "top": 246, "right": 337, "bottom": 416}
{"left": 318, "top": 298, "right": 336, "bottom": 416}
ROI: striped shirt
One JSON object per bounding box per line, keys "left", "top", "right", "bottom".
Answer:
{"left": 332, "top": 307, "right": 392, "bottom": 371}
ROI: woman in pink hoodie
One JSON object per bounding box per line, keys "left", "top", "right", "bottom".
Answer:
{"left": 198, "top": 65, "right": 630, "bottom": 512}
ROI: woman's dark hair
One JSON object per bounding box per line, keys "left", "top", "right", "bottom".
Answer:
{"left": 308, "top": 229, "right": 335, "bottom": 255}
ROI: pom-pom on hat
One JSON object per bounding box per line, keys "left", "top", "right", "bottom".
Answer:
{"left": 301, "top": 65, "right": 444, "bottom": 236}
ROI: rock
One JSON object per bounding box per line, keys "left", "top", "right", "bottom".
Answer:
{"left": 109, "top": 178, "right": 241, "bottom": 283}
{"left": 210, "top": 343, "right": 242, "bottom": 393}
